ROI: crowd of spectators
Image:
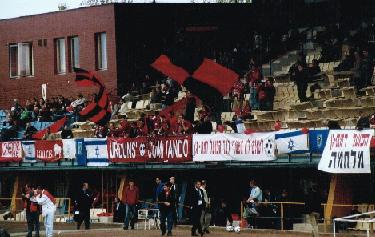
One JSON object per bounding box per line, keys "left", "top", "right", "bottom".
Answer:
{"left": 336, "top": 48, "right": 374, "bottom": 93}
{"left": 2, "top": 18, "right": 375, "bottom": 141}
{"left": 0, "top": 94, "right": 88, "bottom": 141}
{"left": 96, "top": 106, "right": 214, "bottom": 139}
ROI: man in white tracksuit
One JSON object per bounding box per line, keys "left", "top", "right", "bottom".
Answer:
{"left": 34, "top": 187, "right": 56, "bottom": 237}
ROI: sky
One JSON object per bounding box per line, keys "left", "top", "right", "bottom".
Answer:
{"left": 0, "top": 0, "right": 203, "bottom": 20}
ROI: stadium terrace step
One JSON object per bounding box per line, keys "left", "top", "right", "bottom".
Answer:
{"left": 72, "top": 122, "right": 95, "bottom": 130}
{"left": 244, "top": 120, "right": 275, "bottom": 131}
{"left": 305, "top": 109, "right": 323, "bottom": 120}
{"left": 262, "top": 50, "right": 300, "bottom": 77}
{"left": 340, "top": 87, "right": 357, "bottom": 99}
{"left": 290, "top": 102, "right": 314, "bottom": 111}
{"left": 336, "top": 78, "right": 351, "bottom": 88}
{"left": 324, "top": 98, "right": 358, "bottom": 108}
{"left": 309, "top": 99, "right": 324, "bottom": 108}
{"left": 286, "top": 120, "right": 324, "bottom": 129}
{"left": 314, "top": 89, "right": 332, "bottom": 100}
{"left": 72, "top": 129, "right": 95, "bottom": 138}
{"left": 360, "top": 86, "right": 375, "bottom": 96}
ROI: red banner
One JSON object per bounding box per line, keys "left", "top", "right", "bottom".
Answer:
{"left": 0, "top": 141, "right": 22, "bottom": 162}
{"left": 107, "top": 136, "right": 192, "bottom": 163}
{"left": 35, "top": 140, "right": 63, "bottom": 162}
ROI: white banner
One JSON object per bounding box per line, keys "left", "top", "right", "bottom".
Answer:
{"left": 84, "top": 138, "right": 109, "bottom": 166}
{"left": 318, "top": 130, "right": 374, "bottom": 174}
{"left": 42, "top": 83, "right": 47, "bottom": 101}
{"left": 275, "top": 130, "right": 308, "bottom": 154}
{"left": 193, "top": 133, "right": 276, "bottom": 162}
{"left": 62, "top": 139, "right": 76, "bottom": 159}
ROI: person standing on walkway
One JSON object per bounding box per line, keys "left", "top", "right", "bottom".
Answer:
{"left": 76, "top": 182, "right": 93, "bottom": 230}
{"left": 34, "top": 187, "right": 56, "bottom": 237}
{"left": 122, "top": 179, "right": 139, "bottom": 230}
{"left": 190, "top": 181, "right": 205, "bottom": 237}
{"left": 158, "top": 182, "right": 176, "bottom": 236}
{"left": 200, "top": 180, "right": 211, "bottom": 234}
{"left": 170, "top": 176, "right": 179, "bottom": 226}
{"left": 23, "top": 184, "right": 40, "bottom": 237}
{"left": 154, "top": 177, "right": 164, "bottom": 203}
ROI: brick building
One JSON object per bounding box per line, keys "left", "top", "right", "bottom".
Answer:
{"left": 0, "top": 5, "right": 117, "bottom": 108}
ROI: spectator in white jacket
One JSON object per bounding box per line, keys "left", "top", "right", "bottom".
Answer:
{"left": 34, "top": 187, "right": 56, "bottom": 237}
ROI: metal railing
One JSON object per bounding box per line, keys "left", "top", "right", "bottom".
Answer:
{"left": 241, "top": 201, "right": 373, "bottom": 231}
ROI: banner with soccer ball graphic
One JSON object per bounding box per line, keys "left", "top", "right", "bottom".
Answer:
{"left": 107, "top": 136, "right": 192, "bottom": 163}
{"left": 192, "top": 133, "right": 276, "bottom": 162}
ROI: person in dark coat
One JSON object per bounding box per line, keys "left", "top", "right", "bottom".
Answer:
{"left": 22, "top": 184, "right": 40, "bottom": 237}
{"left": 158, "top": 182, "right": 176, "bottom": 236}
{"left": 154, "top": 177, "right": 164, "bottom": 203}
{"left": 76, "top": 183, "right": 93, "bottom": 230}
{"left": 61, "top": 125, "right": 74, "bottom": 139}
{"left": 185, "top": 93, "right": 196, "bottom": 123}
{"left": 113, "top": 197, "right": 124, "bottom": 223}
{"left": 294, "top": 63, "right": 309, "bottom": 102}
{"left": 213, "top": 199, "right": 233, "bottom": 227}
{"left": 169, "top": 177, "right": 179, "bottom": 226}
{"left": 196, "top": 116, "right": 213, "bottom": 134}
{"left": 24, "top": 123, "right": 37, "bottom": 140}
{"left": 189, "top": 181, "right": 205, "bottom": 236}
{"left": 356, "top": 111, "right": 370, "bottom": 130}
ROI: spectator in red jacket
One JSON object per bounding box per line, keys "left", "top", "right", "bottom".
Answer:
{"left": 121, "top": 180, "right": 139, "bottom": 230}
{"left": 107, "top": 122, "right": 119, "bottom": 138}
{"left": 247, "top": 63, "right": 262, "bottom": 86}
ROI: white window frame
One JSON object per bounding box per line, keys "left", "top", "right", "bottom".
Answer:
{"left": 55, "top": 38, "right": 66, "bottom": 74}
{"left": 9, "top": 42, "right": 34, "bottom": 78}
{"left": 96, "top": 32, "right": 107, "bottom": 70}
{"left": 69, "top": 36, "right": 80, "bottom": 71}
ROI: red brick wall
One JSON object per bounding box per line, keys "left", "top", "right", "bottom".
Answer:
{"left": 0, "top": 5, "right": 117, "bottom": 109}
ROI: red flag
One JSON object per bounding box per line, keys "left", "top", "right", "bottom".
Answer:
{"left": 32, "top": 116, "right": 67, "bottom": 140}
{"left": 79, "top": 102, "right": 97, "bottom": 116}
{"left": 192, "top": 59, "right": 238, "bottom": 95}
{"left": 160, "top": 97, "right": 189, "bottom": 118}
{"left": 151, "top": 55, "right": 190, "bottom": 85}
{"left": 74, "top": 68, "right": 112, "bottom": 126}
{"left": 90, "top": 109, "right": 111, "bottom": 126}
{"left": 74, "top": 68, "right": 104, "bottom": 88}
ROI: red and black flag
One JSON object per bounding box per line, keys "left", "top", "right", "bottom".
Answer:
{"left": 73, "top": 68, "right": 111, "bottom": 126}
{"left": 74, "top": 67, "right": 105, "bottom": 88}
{"left": 151, "top": 55, "right": 238, "bottom": 112}
{"left": 32, "top": 116, "right": 67, "bottom": 140}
